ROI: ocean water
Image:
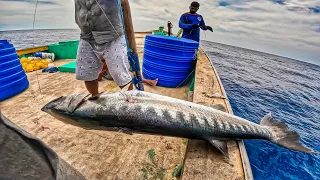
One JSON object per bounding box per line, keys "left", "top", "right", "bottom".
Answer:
{"left": 1, "top": 29, "right": 319, "bottom": 180}
{"left": 0, "top": 29, "right": 81, "bottom": 50}
{"left": 202, "top": 41, "right": 320, "bottom": 180}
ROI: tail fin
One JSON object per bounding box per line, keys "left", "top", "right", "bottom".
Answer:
{"left": 260, "top": 113, "right": 317, "bottom": 154}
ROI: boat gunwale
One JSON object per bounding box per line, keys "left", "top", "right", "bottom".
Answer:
{"left": 200, "top": 45, "right": 253, "bottom": 180}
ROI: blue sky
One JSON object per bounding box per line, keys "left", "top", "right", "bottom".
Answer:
{"left": 0, "top": 0, "right": 319, "bottom": 65}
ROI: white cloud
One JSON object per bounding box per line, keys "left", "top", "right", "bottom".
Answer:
{"left": 0, "top": 0, "right": 76, "bottom": 29}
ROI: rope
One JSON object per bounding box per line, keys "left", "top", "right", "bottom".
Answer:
{"left": 175, "top": 69, "right": 196, "bottom": 88}
{"left": 32, "top": 0, "right": 38, "bottom": 46}
{"left": 94, "top": 0, "right": 121, "bottom": 38}
{"left": 32, "top": 0, "right": 44, "bottom": 103}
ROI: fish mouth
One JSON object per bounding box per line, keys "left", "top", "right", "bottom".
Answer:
{"left": 41, "top": 96, "right": 65, "bottom": 112}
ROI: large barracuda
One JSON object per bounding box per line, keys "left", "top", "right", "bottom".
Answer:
{"left": 41, "top": 90, "right": 317, "bottom": 156}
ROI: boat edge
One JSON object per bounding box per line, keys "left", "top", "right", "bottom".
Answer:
{"left": 200, "top": 44, "right": 254, "bottom": 180}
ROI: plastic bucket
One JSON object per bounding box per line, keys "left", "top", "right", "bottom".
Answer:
{"left": 0, "top": 76, "right": 29, "bottom": 101}
{"left": 145, "top": 35, "right": 199, "bottom": 48}
{"left": 0, "top": 64, "right": 22, "bottom": 76}
{"left": 143, "top": 63, "right": 193, "bottom": 77}
{"left": 142, "top": 67, "right": 190, "bottom": 88}
{"left": 0, "top": 46, "right": 15, "bottom": 55}
{"left": 144, "top": 49, "right": 196, "bottom": 62}
{"left": 144, "top": 43, "right": 197, "bottom": 57}
{"left": 143, "top": 51, "right": 196, "bottom": 68}
{"left": 142, "top": 34, "right": 198, "bottom": 88}
{"left": 0, "top": 39, "right": 29, "bottom": 101}
{"left": 145, "top": 39, "right": 198, "bottom": 51}
{"left": 0, "top": 52, "right": 18, "bottom": 62}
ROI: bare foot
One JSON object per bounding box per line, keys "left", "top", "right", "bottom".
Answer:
{"left": 143, "top": 78, "right": 158, "bottom": 86}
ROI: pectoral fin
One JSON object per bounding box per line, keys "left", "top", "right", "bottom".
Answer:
{"left": 206, "top": 138, "right": 229, "bottom": 157}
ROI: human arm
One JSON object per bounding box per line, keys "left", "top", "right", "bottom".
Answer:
{"left": 200, "top": 16, "right": 213, "bottom": 32}
{"left": 179, "top": 14, "right": 193, "bottom": 30}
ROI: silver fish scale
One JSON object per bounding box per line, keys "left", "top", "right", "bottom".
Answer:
{"left": 232, "top": 124, "right": 247, "bottom": 134}
{"left": 202, "top": 116, "right": 211, "bottom": 129}
{"left": 176, "top": 111, "right": 189, "bottom": 126}
{"left": 230, "top": 124, "right": 238, "bottom": 132}
{"left": 190, "top": 114, "right": 209, "bottom": 131}
{"left": 129, "top": 104, "right": 208, "bottom": 132}
{"left": 236, "top": 124, "right": 246, "bottom": 133}
{"left": 223, "top": 121, "right": 231, "bottom": 131}
{"left": 216, "top": 119, "right": 224, "bottom": 131}
{"left": 250, "top": 125, "right": 259, "bottom": 134}
{"left": 206, "top": 117, "right": 217, "bottom": 130}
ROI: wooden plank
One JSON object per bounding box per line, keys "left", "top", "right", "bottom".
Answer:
{"left": 181, "top": 48, "right": 245, "bottom": 180}
{"left": 16, "top": 46, "right": 48, "bottom": 56}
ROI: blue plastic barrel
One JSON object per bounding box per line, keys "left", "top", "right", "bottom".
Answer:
{"left": 142, "top": 35, "right": 199, "bottom": 87}
{"left": 0, "top": 40, "right": 29, "bottom": 101}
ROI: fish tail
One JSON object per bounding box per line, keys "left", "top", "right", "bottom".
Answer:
{"left": 260, "top": 113, "right": 317, "bottom": 154}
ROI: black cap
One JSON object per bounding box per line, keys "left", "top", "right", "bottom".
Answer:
{"left": 191, "top": 1, "right": 200, "bottom": 8}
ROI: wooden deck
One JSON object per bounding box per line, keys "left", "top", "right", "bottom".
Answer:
{"left": 0, "top": 32, "right": 250, "bottom": 180}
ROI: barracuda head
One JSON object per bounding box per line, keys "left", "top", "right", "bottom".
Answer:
{"left": 41, "top": 93, "right": 138, "bottom": 132}
{"left": 42, "top": 94, "right": 89, "bottom": 113}
{"left": 41, "top": 94, "right": 91, "bottom": 125}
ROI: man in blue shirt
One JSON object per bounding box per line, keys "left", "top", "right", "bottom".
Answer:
{"left": 179, "top": 1, "right": 213, "bottom": 42}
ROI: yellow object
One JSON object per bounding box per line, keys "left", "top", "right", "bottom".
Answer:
{"left": 36, "top": 62, "right": 42, "bottom": 67}
{"left": 20, "top": 58, "right": 28, "bottom": 63}
{"left": 20, "top": 57, "right": 50, "bottom": 73}
{"left": 33, "top": 66, "right": 40, "bottom": 71}
{"left": 41, "top": 60, "right": 47, "bottom": 64}
{"left": 176, "top": 28, "right": 183, "bottom": 38}
{"left": 21, "top": 63, "right": 28, "bottom": 67}
{"left": 41, "top": 63, "right": 48, "bottom": 69}
{"left": 26, "top": 65, "right": 34, "bottom": 72}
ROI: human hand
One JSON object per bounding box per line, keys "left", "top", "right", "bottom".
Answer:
{"left": 192, "top": 24, "right": 200, "bottom": 28}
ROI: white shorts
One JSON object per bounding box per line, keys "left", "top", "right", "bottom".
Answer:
{"left": 75, "top": 35, "right": 132, "bottom": 86}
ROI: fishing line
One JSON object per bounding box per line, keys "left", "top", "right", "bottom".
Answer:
{"left": 204, "top": 31, "right": 207, "bottom": 41}
{"left": 32, "top": 0, "right": 44, "bottom": 103}
{"left": 94, "top": 0, "right": 120, "bottom": 38}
